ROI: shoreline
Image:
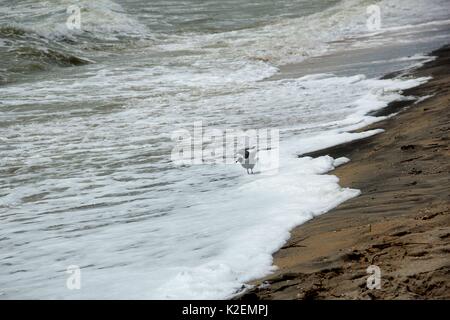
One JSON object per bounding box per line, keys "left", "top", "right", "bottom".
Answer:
{"left": 239, "top": 45, "right": 450, "bottom": 300}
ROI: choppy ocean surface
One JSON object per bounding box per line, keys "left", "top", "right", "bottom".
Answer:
{"left": 1, "top": 0, "right": 449, "bottom": 299}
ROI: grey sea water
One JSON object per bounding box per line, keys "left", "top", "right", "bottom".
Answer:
{"left": 0, "top": 0, "right": 449, "bottom": 298}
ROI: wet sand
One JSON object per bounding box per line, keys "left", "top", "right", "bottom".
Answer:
{"left": 240, "top": 45, "right": 450, "bottom": 300}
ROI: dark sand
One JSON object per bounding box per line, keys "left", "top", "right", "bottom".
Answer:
{"left": 240, "top": 45, "right": 450, "bottom": 300}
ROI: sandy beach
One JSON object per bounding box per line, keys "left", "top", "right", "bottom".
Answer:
{"left": 240, "top": 45, "right": 450, "bottom": 300}
{"left": 2, "top": 0, "right": 450, "bottom": 300}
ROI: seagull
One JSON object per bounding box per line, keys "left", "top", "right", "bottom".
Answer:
{"left": 235, "top": 146, "right": 258, "bottom": 174}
